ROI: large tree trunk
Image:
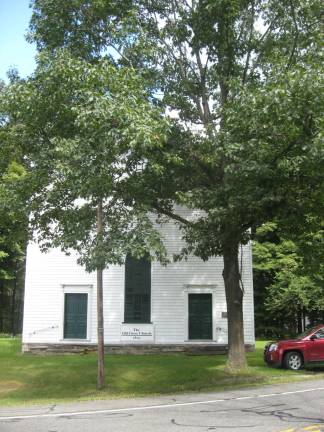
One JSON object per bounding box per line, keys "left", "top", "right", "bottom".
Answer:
{"left": 223, "top": 242, "right": 247, "bottom": 369}
{"left": 96, "top": 201, "right": 105, "bottom": 389}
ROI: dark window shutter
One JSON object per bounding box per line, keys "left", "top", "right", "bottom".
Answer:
{"left": 64, "top": 293, "right": 88, "bottom": 339}
{"left": 124, "top": 255, "right": 151, "bottom": 323}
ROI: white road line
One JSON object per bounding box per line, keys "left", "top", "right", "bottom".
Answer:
{"left": 1, "top": 386, "right": 324, "bottom": 421}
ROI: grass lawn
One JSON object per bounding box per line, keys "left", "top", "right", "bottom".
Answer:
{"left": 1, "top": 338, "right": 324, "bottom": 407}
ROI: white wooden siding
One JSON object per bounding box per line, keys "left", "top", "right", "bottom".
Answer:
{"left": 23, "top": 208, "right": 255, "bottom": 345}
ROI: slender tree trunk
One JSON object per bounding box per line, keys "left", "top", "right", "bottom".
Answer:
{"left": 302, "top": 309, "right": 306, "bottom": 332}
{"left": 11, "top": 263, "right": 18, "bottom": 336}
{"left": 223, "top": 242, "right": 247, "bottom": 369}
{"left": 0, "top": 281, "right": 4, "bottom": 332}
{"left": 96, "top": 201, "right": 105, "bottom": 389}
{"left": 297, "top": 308, "right": 303, "bottom": 334}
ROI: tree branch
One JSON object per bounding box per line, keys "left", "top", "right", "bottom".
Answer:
{"left": 195, "top": 49, "right": 211, "bottom": 124}
{"left": 242, "top": 1, "right": 255, "bottom": 85}
{"left": 154, "top": 5, "right": 206, "bottom": 124}
{"left": 286, "top": 1, "right": 299, "bottom": 70}
{"left": 153, "top": 204, "right": 193, "bottom": 226}
{"left": 162, "top": 40, "right": 206, "bottom": 123}
{"left": 247, "top": 16, "right": 278, "bottom": 81}
{"left": 107, "top": 43, "right": 133, "bottom": 68}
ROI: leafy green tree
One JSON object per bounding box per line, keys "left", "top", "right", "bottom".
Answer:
{"left": 0, "top": 140, "right": 28, "bottom": 335}
{"left": 0, "top": 227, "right": 26, "bottom": 336}
{"left": 254, "top": 221, "right": 324, "bottom": 338}
{"left": 27, "top": 0, "right": 323, "bottom": 369}
{"left": 0, "top": 51, "right": 168, "bottom": 387}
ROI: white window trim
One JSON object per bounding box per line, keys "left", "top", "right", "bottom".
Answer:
{"left": 183, "top": 284, "right": 217, "bottom": 342}
{"left": 60, "top": 284, "right": 93, "bottom": 343}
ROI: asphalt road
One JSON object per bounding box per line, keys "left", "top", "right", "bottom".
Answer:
{"left": 1, "top": 379, "right": 324, "bottom": 432}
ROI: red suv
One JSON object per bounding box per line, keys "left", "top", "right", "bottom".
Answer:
{"left": 264, "top": 324, "right": 324, "bottom": 370}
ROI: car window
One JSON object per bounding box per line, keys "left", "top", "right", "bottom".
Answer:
{"left": 297, "top": 328, "right": 316, "bottom": 339}
{"left": 315, "top": 329, "right": 324, "bottom": 339}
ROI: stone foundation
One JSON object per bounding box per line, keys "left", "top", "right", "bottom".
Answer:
{"left": 22, "top": 343, "right": 255, "bottom": 355}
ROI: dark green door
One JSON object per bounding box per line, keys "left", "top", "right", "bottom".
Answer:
{"left": 64, "top": 293, "right": 88, "bottom": 339}
{"left": 188, "top": 294, "right": 212, "bottom": 340}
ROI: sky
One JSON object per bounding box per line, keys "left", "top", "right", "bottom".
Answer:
{"left": 0, "top": 0, "right": 36, "bottom": 81}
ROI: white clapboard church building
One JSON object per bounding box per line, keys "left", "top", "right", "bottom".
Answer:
{"left": 22, "top": 208, "right": 255, "bottom": 354}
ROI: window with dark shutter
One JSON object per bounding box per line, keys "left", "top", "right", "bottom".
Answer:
{"left": 64, "top": 293, "right": 88, "bottom": 339}
{"left": 124, "top": 254, "right": 151, "bottom": 323}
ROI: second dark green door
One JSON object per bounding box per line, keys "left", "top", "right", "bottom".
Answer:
{"left": 188, "top": 293, "right": 213, "bottom": 340}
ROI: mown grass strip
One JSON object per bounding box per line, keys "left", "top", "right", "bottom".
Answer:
{"left": 0, "top": 339, "right": 323, "bottom": 406}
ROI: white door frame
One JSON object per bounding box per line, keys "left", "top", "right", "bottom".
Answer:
{"left": 183, "top": 284, "right": 217, "bottom": 342}
{"left": 60, "top": 284, "right": 93, "bottom": 342}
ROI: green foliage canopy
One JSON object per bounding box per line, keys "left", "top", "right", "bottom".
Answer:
{"left": 26, "top": 0, "right": 324, "bottom": 258}
{"left": 0, "top": 51, "right": 169, "bottom": 272}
